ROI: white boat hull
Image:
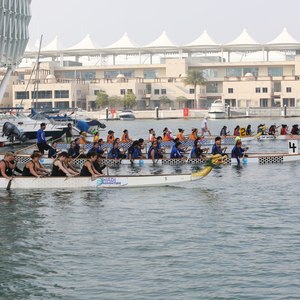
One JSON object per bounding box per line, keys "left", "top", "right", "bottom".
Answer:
{"left": 0, "top": 173, "right": 202, "bottom": 189}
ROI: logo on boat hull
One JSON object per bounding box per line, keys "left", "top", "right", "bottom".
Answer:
{"left": 96, "top": 177, "right": 128, "bottom": 187}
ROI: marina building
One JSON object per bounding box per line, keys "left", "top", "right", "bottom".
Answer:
{"left": 3, "top": 28, "right": 300, "bottom": 111}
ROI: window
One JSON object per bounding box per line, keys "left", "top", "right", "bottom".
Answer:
{"left": 144, "top": 70, "right": 157, "bottom": 79}
{"left": 94, "top": 90, "right": 100, "bottom": 96}
{"left": 283, "top": 98, "right": 295, "bottom": 107}
{"left": 255, "top": 87, "right": 261, "bottom": 93}
{"left": 206, "top": 83, "right": 218, "bottom": 93}
{"left": 274, "top": 81, "right": 281, "bottom": 92}
{"left": 268, "top": 67, "right": 283, "bottom": 77}
{"left": 226, "top": 68, "right": 242, "bottom": 77}
{"left": 243, "top": 68, "right": 259, "bottom": 77}
{"left": 161, "top": 89, "right": 166, "bottom": 95}
{"left": 202, "top": 69, "right": 218, "bottom": 79}
{"left": 228, "top": 88, "right": 234, "bottom": 94}
{"left": 146, "top": 84, "right": 151, "bottom": 94}
{"left": 120, "top": 89, "right": 126, "bottom": 95}
{"left": 154, "top": 89, "right": 160, "bottom": 95}
{"left": 260, "top": 99, "right": 269, "bottom": 107}
{"left": 15, "top": 91, "right": 29, "bottom": 99}
{"left": 31, "top": 90, "right": 52, "bottom": 99}
{"left": 55, "top": 90, "right": 69, "bottom": 98}
{"left": 189, "top": 88, "right": 195, "bottom": 94}
{"left": 286, "top": 87, "right": 292, "bottom": 93}
{"left": 104, "top": 70, "right": 134, "bottom": 79}
{"left": 262, "top": 88, "right": 268, "bottom": 93}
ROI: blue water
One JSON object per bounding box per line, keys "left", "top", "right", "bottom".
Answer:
{"left": 1, "top": 118, "right": 300, "bottom": 299}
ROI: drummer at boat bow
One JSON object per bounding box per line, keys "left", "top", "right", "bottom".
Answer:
{"left": 0, "top": 152, "right": 15, "bottom": 180}
{"left": 37, "top": 123, "right": 52, "bottom": 155}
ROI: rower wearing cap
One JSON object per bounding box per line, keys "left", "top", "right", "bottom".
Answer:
{"left": 177, "top": 128, "right": 186, "bottom": 141}
{"left": 107, "top": 130, "right": 115, "bottom": 143}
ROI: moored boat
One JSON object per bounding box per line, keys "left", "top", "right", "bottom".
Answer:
{"left": 208, "top": 99, "right": 228, "bottom": 119}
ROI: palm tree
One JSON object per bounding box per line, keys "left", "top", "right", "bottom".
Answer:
{"left": 183, "top": 70, "right": 206, "bottom": 109}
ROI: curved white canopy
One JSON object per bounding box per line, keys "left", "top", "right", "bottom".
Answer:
{"left": 143, "top": 31, "right": 177, "bottom": 48}
{"left": 226, "top": 29, "right": 259, "bottom": 46}
{"left": 185, "top": 30, "right": 219, "bottom": 47}
{"left": 267, "top": 28, "right": 299, "bottom": 45}
{"left": 106, "top": 32, "right": 139, "bottom": 49}
{"left": 42, "top": 36, "right": 65, "bottom": 51}
{"left": 68, "top": 34, "right": 98, "bottom": 50}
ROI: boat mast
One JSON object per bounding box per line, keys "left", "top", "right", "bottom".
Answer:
{"left": 33, "top": 34, "right": 43, "bottom": 109}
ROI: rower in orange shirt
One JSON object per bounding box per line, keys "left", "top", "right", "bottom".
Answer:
{"left": 189, "top": 128, "right": 199, "bottom": 140}
{"left": 176, "top": 128, "right": 187, "bottom": 141}
{"left": 107, "top": 130, "right": 115, "bottom": 143}
{"left": 121, "top": 129, "right": 132, "bottom": 143}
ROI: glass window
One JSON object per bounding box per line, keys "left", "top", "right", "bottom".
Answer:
{"left": 120, "top": 89, "right": 126, "bottom": 95}
{"left": 268, "top": 67, "right": 283, "bottom": 77}
{"left": 55, "top": 90, "right": 69, "bottom": 98}
{"left": 262, "top": 87, "right": 268, "bottom": 93}
{"left": 243, "top": 67, "right": 259, "bottom": 77}
{"left": 146, "top": 84, "right": 151, "bottom": 94}
{"left": 55, "top": 101, "right": 69, "bottom": 109}
{"left": 226, "top": 68, "right": 242, "bottom": 77}
{"left": 31, "top": 91, "right": 52, "bottom": 99}
{"left": 104, "top": 70, "right": 134, "bottom": 79}
{"left": 286, "top": 87, "right": 292, "bottom": 93}
{"left": 161, "top": 89, "right": 166, "bottom": 95}
{"left": 228, "top": 88, "right": 234, "bottom": 94}
{"left": 154, "top": 89, "right": 160, "bottom": 95}
{"left": 255, "top": 87, "right": 261, "bottom": 93}
{"left": 202, "top": 69, "right": 218, "bottom": 79}
{"left": 274, "top": 81, "right": 281, "bottom": 92}
{"left": 206, "top": 83, "right": 218, "bottom": 93}
{"left": 189, "top": 89, "right": 195, "bottom": 94}
{"left": 144, "top": 70, "right": 157, "bottom": 79}
{"left": 260, "top": 99, "right": 269, "bottom": 107}
{"left": 15, "top": 91, "right": 29, "bottom": 99}
{"left": 94, "top": 90, "right": 100, "bottom": 96}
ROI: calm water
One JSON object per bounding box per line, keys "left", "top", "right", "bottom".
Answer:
{"left": 1, "top": 117, "right": 300, "bottom": 299}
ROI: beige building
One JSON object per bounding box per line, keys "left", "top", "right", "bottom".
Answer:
{"left": 4, "top": 29, "right": 300, "bottom": 111}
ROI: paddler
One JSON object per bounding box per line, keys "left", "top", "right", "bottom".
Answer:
{"left": 80, "top": 152, "right": 102, "bottom": 177}
{"left": 0, "top": 152, "right": 15, "bottom": 180}
{"left": 147, "top": 140, "right": 160, "bottom": 163}
{"left": 211, "top": 136, "right": 227, "bottom": 156}
{"left": 51, "top": 152, "right": 73, "bottom": 176}
{"left": 189, "top": 128, "right": 199, "bottom": 140}
{"left": 176, "top": 128, "right": 187, "bottom": 141}
{"left": 121, "top": 129, "right": 132, "bottom": 143}
{"left": 190, "top": 139, "right": 209, "bottom": 159}
{"left": 22, "top": 152, "right": 43, "bottom": 177}
{"left": 231, "top": 139, "right": 248, "bottom": 165}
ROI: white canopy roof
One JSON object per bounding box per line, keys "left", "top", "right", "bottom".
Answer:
{"left": 106, "top": 32, "right": 139, "bottom": 49}
{"left": 185, "top": 30, "right": 219, "bottom": 47}
{"left": 41, "top": 36, "right": 65, "bottom": 51}
{"left": 144, "top": 31, "right": 177, "bottom": 48}
{"left": 226, "top": 29, "right": 259, "bottom": 46}
{"left": 267, "top": 28, "right": 299, "bottom": 45}
{"left": 68, "top": 34, "right": 98, "bottom": 50}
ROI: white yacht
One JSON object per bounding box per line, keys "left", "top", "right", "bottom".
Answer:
{"left": 208, "top": 100, "right": 228, "bottom": 119}
{"left": 118, "top": 110, "right": 136, "bottom": 120}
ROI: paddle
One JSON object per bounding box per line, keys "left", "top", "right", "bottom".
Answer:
{"left": 6, "top": 178, "right": 13, "bottom": 190}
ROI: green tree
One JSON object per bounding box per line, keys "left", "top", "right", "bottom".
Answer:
{"left": 108, "top": 95, "right": 123, "bottom": 109}
{"left": 95, "top": 90, "right": 108, "bottom": 108}
{"left": 123, "top": 91, "right": 137, "bottom": 109}
{"left": 176, "top": 96, "right": 188, "bottom": 108}
{"left": 183, "top": 70, "right": 206, "bottom": 108}
{"left": 159, "top": 96, "right": 171, "bottom": 108}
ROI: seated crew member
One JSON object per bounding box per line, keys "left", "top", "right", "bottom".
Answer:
{"left": 190, "top": 139, "right": 208, "bottom": 159}
{"left": 156, "top": 136, "right": 165, "bottom": 158}
{"left": 80, "top": 152, "right": 102, "bottom": 177}
{"left": 211, "top": 136, "right": 227, "bottom": 156}
{"left": 107, "top": 141, "right": 126, "bottom": 159}
{"left": 233, "top": 125, "right": 240, "bottom": 136}
{"left": 68, "top": 140, "right": 80, "bottom": 158}
{"left": 93, "top": 131, "right": 100, "bottom": 143}
{"left": 148, "top": 128, "right": 156, "bottom": 142}
{"left": 9, "top": 152, "right": 23, "bottom": 176}
{"left": 63, "top": 154, "right": 80, "bottom": 176}
{"left": 22, "top": 152, "right": 43, "bottom": 177}
{"left": 107, "top": 130, "right": 115, "bottom": 143}
{"left": 93, "top": 153, "right": 107, "bottom": 174}
{"left": 127, "top": 140, "right": 139, "bottom": 160}
{"left": 132, "top": 139, "right": 146, "bottom": 159}
{"left": 162, "top": 128, "right": 173, "bottom": 141}
{"left": 33, "top": 151, "right": 50, "bottom": 176}
{"left": 170, "top": 142, "right": 186, "bottom": 159}
{"left": 291, "top": 124, "right": 299, "bottom": 135}
{"left": 280, "top": 124, "right": 288, "bottom": 135}
{"left": 0, "top": 152, "right": 15, "bottom": 180}
{"left": 51, "top": 152, "right": 72, "bottom": 177}
{"left": 48, "top": 141, "right": 60, "bottom": 158}
{"left": 147, "top": 140, "right": 160, "bottom": 163}
{"left": 189, "top": 128, "right": 199, "bottom": 140}
{"left": 220, "top": 126, "right": 229, "bottom": 136}
{"left": 121, "top": 129, "right": 132, "bottom": 143}
{"left": 176, "top": 128, "right": 187, "bottom": 141}
{"left": 88, "top": 142, "right": 102, "bottom": 155}
{"left": 231, "top": 139, "right": 248, "bottom": 165}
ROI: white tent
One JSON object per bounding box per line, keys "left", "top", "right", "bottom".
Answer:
{"left": 185, "top": 30, "right": 219, "bottom": 47}
{"left": 267, "top": 28, "right": 300, "bottom": 48}
{"left": 226, "top": 29, "right": 259, "bottom": 46}
{"left": 68, "top": 34, "right": 98, "bottom": 50}
{"left": 106, "top": 32, "right": 139, "bottom": 49}
{"left": 41, "top": 36, "right": 65, "bottom": 51}
{"left": 143, "top": 31, "right": 177, "bottom": 48}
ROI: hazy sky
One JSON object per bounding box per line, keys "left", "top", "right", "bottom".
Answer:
{"left": 29, "top": 0, "right": 300, "bottom": 47}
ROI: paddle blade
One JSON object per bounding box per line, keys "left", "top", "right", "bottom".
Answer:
{"left": 6, "top": 179, "right": 12, "bottom": 190}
